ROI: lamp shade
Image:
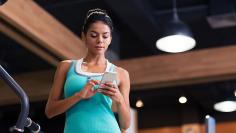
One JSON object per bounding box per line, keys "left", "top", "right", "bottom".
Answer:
{"left": 156, "top": 18, "right": 196, "bottom": 53}
{"left": 214, "top": 100, "right": 236, "bottom": 112}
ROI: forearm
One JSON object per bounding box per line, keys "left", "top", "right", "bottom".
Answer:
{"left": 45, "top": 93, "right": 81, "bottom": 118}
{"left": 117, "top": 97, "right": 131, "bottom": 130}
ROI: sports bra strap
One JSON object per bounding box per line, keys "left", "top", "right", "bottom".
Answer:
{"left": 108, "top": 64, "right": 116, "bottom": 72}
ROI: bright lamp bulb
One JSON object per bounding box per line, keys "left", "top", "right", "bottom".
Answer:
{"left": 179, "top": 96, "right": 187, "bottom": 104}
{"left": 214, "top": 100, "right": 236, "bottom": 112}
{"left": 136, "top": 100, "right": 144, "bottom": 108}
{"left": 156, "top": 35, "right": 196, "bottom": 53}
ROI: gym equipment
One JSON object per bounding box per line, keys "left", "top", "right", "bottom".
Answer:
{"left": 0, "top": 65, "right": 41, "bottom": 133}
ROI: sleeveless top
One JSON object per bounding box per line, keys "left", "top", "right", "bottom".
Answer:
{"left": 63, "top": 59, "right": 121, "bottom": 133}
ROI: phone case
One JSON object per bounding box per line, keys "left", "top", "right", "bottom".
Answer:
{"left": 100, "top": 72, "right": 118, "bottom": 87}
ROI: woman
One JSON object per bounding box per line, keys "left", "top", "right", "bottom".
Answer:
{"left": 45, "top": 8, "right": 131, "bottom": 133}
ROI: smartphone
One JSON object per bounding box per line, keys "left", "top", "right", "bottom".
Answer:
{"left": 100, "top": 71, "right": 118, "bottom": 88}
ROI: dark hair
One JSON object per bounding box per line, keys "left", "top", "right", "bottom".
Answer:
{"left": 82, "top": 8, "right": 113, "bottom": 34}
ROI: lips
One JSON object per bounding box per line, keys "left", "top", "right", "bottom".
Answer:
{"left": 95, "top": 45, "right": 105, "bottom": 49}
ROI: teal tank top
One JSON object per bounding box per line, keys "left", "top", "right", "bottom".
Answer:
{"left": 63, "top": 59, "right": 121, "bottom": 133}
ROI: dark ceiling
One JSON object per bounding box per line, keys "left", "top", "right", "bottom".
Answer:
{"left": 1, "top": 0, "right": 236, "bottom": 128}
{"left": 34, "top": 0, "right": 236, "bottom": 58}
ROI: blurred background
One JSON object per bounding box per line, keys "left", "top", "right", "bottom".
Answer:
{"left": 1, "top": 0, "right": 236, "bottom": 132}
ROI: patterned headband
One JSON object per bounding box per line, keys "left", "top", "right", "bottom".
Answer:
{"left": 86, "top": 10, "right": 111, "bottom": 20}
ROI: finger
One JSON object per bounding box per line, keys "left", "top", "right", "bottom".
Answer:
{"left": 99, "top": 85, "right": 117, "bottom": 93}
{"left": 100, "top": 83, "right": 115, "bottom": 89}
{"left": 105, "top": 83, "right": 118, "bottom": 89}
{"left": 90, "top": 79, "right": 100, "bottom": 84}
{"left": 99, "top": 84, "right": 107, "bottom": 89}
{"left": 87, "top": 80, "right": 95, "bottom": 86}
{"left": 104, "top": 82, "right": 113, "bottom": 87}
{"left": 100, "top": 88, "right": 116, "bottom": 95}
{"left": 100, "top": 90, "right": 114, "bottom": 97}
{"left": 92, "top": 89, "right": 98, "bottom": 94}
{"left": 96, "top": 89, "right": 102, "bottom": 93}
{"left": 107, "top": 87, "right": 117, "bottom": 93}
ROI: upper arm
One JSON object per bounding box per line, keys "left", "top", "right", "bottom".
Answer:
{"left": 118, "top": 68, "right": 130, "bottom": 106}
{"left": 47, "top": 60, "right": 72, "bottom": 102}
{"left": 112, "top": 67, "right": 130, "bottom": 111}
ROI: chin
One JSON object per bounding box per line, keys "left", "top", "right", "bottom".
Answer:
{"left": 93, "top": 50, "right": 105, "bottom": 55}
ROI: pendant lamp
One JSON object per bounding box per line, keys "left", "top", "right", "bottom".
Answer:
{"left": 156, "top": 0, "right": 196, "bottom": 53}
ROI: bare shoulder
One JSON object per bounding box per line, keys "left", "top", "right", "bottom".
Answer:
{"left": 116, "top": 66, "right": 129, "bottom": 75}
{"left": 60, "top": 60, "right": 72, "bottom": 65}
{"left": 116, "top": 66, "right": 130, "bottom": 80}
{"left": 56, "top": 60, "right": 73, "bottom": 73}
{"left": 115, "top": 66, "right": 130, "bottom": 96}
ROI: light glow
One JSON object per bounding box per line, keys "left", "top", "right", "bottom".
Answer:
{"left": 136, "top": 100, "right": 144, "bottom": 108}
{"left": 156, "top": 35, "right": 196, "bottom": 53}
{"left": 214, "top": 100, "right": 236, "bottom": 112}
{"left": 179, "top": 96, "right": 187, "bottom": 104}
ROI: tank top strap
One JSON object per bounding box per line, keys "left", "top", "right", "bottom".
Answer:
{"left": 66, "top": 60, "right": 76, "bottom": 76}
{"left": 107, "top": 63, "right": 116, "bottom": 72}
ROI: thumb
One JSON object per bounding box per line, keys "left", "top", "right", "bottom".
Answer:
{"left": 90, "top": 79, "right": 100, "bottom": 85}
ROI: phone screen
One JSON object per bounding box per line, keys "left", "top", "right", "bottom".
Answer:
{"left": 100, "top": 72, "right": 118, "bottom": 87}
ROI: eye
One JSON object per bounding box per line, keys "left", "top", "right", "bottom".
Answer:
{"left": 103, "top": 36, "right": 108, "bottom": 39}
{"left": 103, "top": 33, "right": 110, "bottom": 39}
{"left": 90, "top": 33, "right": 97, "bottom": 38}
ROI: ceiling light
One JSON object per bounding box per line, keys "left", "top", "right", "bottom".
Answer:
{"left": 156, "top": 35, "right": 196, "bottom": 53}
{"left": 156, "top": 0, "right": 196, "bottom": 53}
{"left": 214, "top": 100, "right": 236, "bottom": 112}
{"left": 136, "top": 99, "right": 144, "bottom": 108}
{"left": 179, "top": 96, "right": 187, "bottom": 104}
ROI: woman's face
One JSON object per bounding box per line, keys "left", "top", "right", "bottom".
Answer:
{"left": 83, "top": 21, "right": 112, "bottom": 55}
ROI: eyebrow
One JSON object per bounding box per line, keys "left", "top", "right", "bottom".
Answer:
{"left": 90, "top": 31, "right": 110, "bottom": 34}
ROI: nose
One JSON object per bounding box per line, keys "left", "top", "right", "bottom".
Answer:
{"left": 97, "top": 35, "right": 103, "bottom": 43}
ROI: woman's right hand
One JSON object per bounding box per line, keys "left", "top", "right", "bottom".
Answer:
{"left": 75, "top": 79, "right": 99, "bottom": 99}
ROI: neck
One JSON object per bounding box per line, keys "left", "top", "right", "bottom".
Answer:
{"left": 83, "top": 54, "right": 106, "bottom": 65}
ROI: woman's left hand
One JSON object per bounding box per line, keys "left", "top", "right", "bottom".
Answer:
{"left": 97, "top": 82, "right": 123, "bottom": 103}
